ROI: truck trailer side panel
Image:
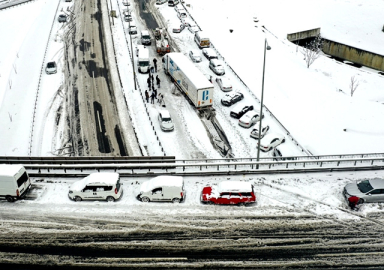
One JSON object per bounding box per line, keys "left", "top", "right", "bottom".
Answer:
{"left": 164, "top": 53, "right": 213, "bottom": 109}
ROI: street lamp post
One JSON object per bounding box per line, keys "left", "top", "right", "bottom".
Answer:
{"left": 256, "top": 38, "right": 271, "bottom": 168}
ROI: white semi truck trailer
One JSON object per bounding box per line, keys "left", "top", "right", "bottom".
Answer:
{"left": 162, "top": 53, "right": 214, "bottom": 110}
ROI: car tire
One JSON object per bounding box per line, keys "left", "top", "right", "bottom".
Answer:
{"left": 6, "top": 196, "right": 15, "bottom": 203}
{"left": 172, "top": 198, "right": 181, "bottom": 203}
{"left": 74, "top": 196, "right": 82, "bottom": 202}
{"left": 106, "top": 196, "right": 115, "bottom": 202}
{"left": 141, "top": 196, "right": 150, "bottom": 203}
{"left": 358, "top": 198, "right": 364, "bottom": 204}
{"left": 238, "top": 203, "right": 245, "bottom": 207}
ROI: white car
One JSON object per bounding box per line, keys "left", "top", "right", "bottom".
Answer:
{"left": 158, "top": 109, "right": 174, "bottom": 131}
{"left": 45, "top": 61, "right": 57, "bottom": 74}
{"left": 257, "top": 133, "right": 285, "bottom": 152}
{"left": 128, "top": 22, "right": 137, "bottom": 35}
{"left": 189, "top": 50, "right": 202, "bottom": 62}
{"left": 216, "top": 77, "right": 232, "bottom": 92}
{"left": 68, "top": 173, "right": 123, "bottom": 202}
{"left": 188, "top": 24, "right": 199, "bottom": 33}
{"left": 238, "top": 110, "right": 263, "bottom": 128}
{"left": 250, "top": 125, "right": 270, "bottom": 139}
{"left": 209, "top": 59, "right": 225, "bottom": 75}
{"left": 202, "top": 48, "right": 218, "bottom": 60}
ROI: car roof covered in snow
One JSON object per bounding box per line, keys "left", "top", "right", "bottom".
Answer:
{"left": 140, "top": 176, "right": 183, "bottom": 192}
{"left": 159, "top": 109, "right": 171, "bottom": 118}
{"left": 218, "top": 181, "right": 253, "bottom": 193}
{"left": 70, "top": 173, "right": 119, "bottom": 191}
{"left": 0, "top": 164, "right": 25, "bottom": 177}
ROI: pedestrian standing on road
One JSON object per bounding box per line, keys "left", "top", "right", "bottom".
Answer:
{"left": 145, "top": 90, "right": 149, "bottom": 103}
{"left": 151, "top": 73, "right": 154, "bottom": 83}
{"left": 157, "top": 93, "right": 162, "bottom": 104}
{"left": 156, "top": 75, "right": 160, "bottom": 87}
{"left": 147, "top": 77, "right": 151, "bottom": 88}
{"left": 153, "top": 58, "right": 158, "bottom": 72}
{"left": 153, "top": 88, "right": 158, "bottom": 99}
{"left": 150, "top": 92, "right": 155, "bottom": 104}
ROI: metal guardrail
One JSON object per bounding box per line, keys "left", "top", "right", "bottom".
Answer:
{"left": 2, "top": 154, "right": 381, "bottom": 177}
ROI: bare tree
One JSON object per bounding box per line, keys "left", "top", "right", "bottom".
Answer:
{"left": 301, "top": 35, "right": 323, "bottom": 68}
{"left": 350, "top": 76, "right": 359, "bottom": 97}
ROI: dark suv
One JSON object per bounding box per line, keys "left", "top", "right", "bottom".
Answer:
{"left": 230, "top": 104, "right": 254, "bottom": 119}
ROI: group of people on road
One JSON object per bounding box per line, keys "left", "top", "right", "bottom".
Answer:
{"left": 144, "top": 57, "right": 165, "bottom": 106}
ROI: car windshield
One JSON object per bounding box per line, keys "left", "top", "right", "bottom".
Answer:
{"left": 139, "top": 61, "right": 149, "bottom": 67}
{"left": 47, "top": 63, "right": 55, "bottom": 68}
{"left": 162, "top": 117, "right": 171, "bottom": 122}
{"left": 357, "top": 180, "right": 373, "bottom": 193}
{"left": 142, "top": 35, "right": 150, "bottom": 39}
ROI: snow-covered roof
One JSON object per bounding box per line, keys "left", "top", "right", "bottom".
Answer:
{"left": 70, "top": 173, "right": 119, "bottom": 191}
{"left": 218, "top": 181, "right": 253, "bottom": 193}
{"left": 140, "top": 176, "right": 183, "bottom": 192}
{"left": 0, "top": 165, "right": 24, "bottom": 177}
{"left": 167, "top": 53, "right": 213, "bottom": 90}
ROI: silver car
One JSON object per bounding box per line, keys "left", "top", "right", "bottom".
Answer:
{"left": 189, "top": 50, "right": 202, "bottom": 62}
{"left": 158, "top": 109, "right": 174, "bottom": 131}
{"left": 343, "top": 178, "right": 384, "bottom": 203}
{"left": 216, "top": 77, "right": 232, "bottom": 92}
{"left": 209, "top": 59, "right": 225, "bottom": 76}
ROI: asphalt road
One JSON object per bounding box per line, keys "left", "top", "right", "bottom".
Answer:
{"left": 0, "top": 212, "right": 384, "bottom": 269}
{"left": 65, "top": 0, "right": 128, "bottom": 156}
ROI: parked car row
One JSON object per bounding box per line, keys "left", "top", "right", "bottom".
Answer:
{"left": 67, "top": 173, "right": 256, "bottom": 206}
{"left": 2, "top": 166, "right": 384, "bottom": 210}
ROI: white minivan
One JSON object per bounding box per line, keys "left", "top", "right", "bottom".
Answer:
{"left": 136, "top": 45, "right": 150, "bottom": 73}
{"left": 68, "top": 172, "right": 123, "bottom": 202}
{"left": 0, "top": 165, "right": 31, "bottom": 202}
{"left": 137, "top": 176, "right": 185, "bottom": 203}
{"left": 194, "top": 31, "right": 210, "bottom": 48}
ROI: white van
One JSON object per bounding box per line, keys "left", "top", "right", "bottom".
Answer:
{"left": 136, "top": 45, "right": 150, "bottom": 73}
{"left": 137, "top": 176, "right": 185, "bottom": 203}
{"left": 68, "top": 172, "right": 123, "bottom": 202}
{"left": 194, "top": 31, "right": 210, "bottom": 48}
{"left": 141, "top": 30, "right": 151, "bottom": 45}
{"left": 0, "top": 165, "right": 31, "bottom": 202}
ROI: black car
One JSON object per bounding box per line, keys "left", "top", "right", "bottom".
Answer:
{"left": 221, "top": 92, "right": 244, "bottom": 106}
{"left": 58, "top": 14, "right": 67, "bottom": 23}
{"left": 273, "top": 147, "right": 296, "bottom": 161}
{"left": 230, "top": 105, "right": 254, "bottom": 119}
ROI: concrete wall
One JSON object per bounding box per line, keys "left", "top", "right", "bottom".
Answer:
{"left": 287, "top": 28, "right": 320, "bottom": 42}
{"left": 322, "top": 39, "right": 384, "bottom": 72}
